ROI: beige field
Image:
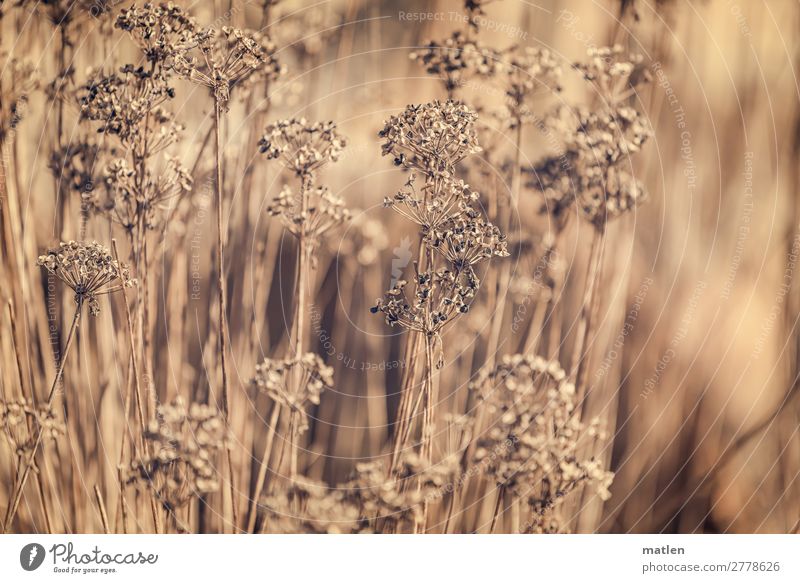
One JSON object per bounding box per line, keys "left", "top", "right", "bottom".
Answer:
{"left": 0, "top": 0, "right": 798, "bottom": 534}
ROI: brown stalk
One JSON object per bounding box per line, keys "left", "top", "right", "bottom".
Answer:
{"left": 2, "top": 297, "right": 81, "bottom": 533}
{"left": 213, "top": 99, "right": 239, "bottom": 532}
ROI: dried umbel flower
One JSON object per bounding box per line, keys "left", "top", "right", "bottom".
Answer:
{"left": 0, "top": 399, "right": 65, "bottom": 458}
{"left": 470, "top": 354, "right": 613, "bottom": 531}
{"left": 115, "top": 3, "right": 205, "bottom": 67}
{"left": 372, "top": 266, "right": 480, "bottom": 335}
{"left": 528, "top": 47, "right": 651, "bottom": 228}
{"left": 379, "top": 101, "right": 481, "bottom": 178}
{"left": 0, "top": 53, "right": 38, "bottom": 145}
{"left": 101, "top": 155, "right": 192, "bottom": 232}
{"left": 572, "top": 45, "right": 649, "bottom": 103}
{"left": 235, "top": 29, "right": 286, "bottom": 100}
{"left": 260, "top": 477, "right": 362, "bottom": 534}
{"left": 49, "top": 136, "right": 104, "bottom": 197}
{"left": 251, "top": 353, "right": 333, "bottom": 433}
{"left": 499, "top": 46, "right": 562, "bottom": 127}
{"left": 80, "top": 66, "right": 176, "bottom": 149}
{"left": 172, "top": 26, "right": 280, "bottom": 106}
{"left": 345, "top": 452, "right": 457, "bottom": 532}
{"left": 532, "top": 104, "right": 650, "bottom": 227}
{"left": 426, "top": 210, "right": 509, "bottom": 268}
{"left": 383, "top": 174, "right": 479, "bottom": 231}
{"left": 37, "top": 241, "right": 135, "bottom": 315}
{"left": 259, "top": 119, "right": 346, "bottom": 178}
{"left": 267, "top": 184, "right": 350, "bottom": 243}
{"left": 126, "top": 399, "right": 227, "bottom": 511}
{"left": 411, "top": 31, "right": 500, "bottom": 95}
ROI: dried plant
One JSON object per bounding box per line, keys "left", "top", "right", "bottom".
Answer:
{"left": 173, "top": 25, "right": 283, "bottom": 478}
{"left": 0, "top": 52, "right": 37, "bottom": 146}
{"left": 411, "top": 31, "right": 500, "bottom": 97}
{"left": 470, "top": 354, "right": 612, "bottom": 532}
{"left": 37, "top": 240, "right": 135, "bottom": 316}
{"left": 172, "top": 26, "right": 281, "bottom": 106}
{"left": 2, "top": 241, "right": 133, "bottom": 533}
{"left": 251, "top": 353, "right": 333, "bottom": 435}
{"left": 374, "top": 100, "right": 507, "bottom": 484}
{"left": 0, "top": 399, "right": 64, "bottom": 459}
{"left": 260, "top": 477, "right": 362, "bottom": 534}
{"left": 2, "top": 0, "right": 791, "bottom": 540}
{"left": 126, "top": 399, "right": 227, "bottom": 515}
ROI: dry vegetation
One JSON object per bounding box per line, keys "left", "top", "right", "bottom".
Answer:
{"left": 1, "top": 0, "right": 799, "bottom": 534}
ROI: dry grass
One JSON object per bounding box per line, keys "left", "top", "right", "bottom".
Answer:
{"left": 0, "top": 0, "right": 798, "bottom": 534}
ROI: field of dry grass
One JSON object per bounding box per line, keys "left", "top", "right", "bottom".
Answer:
{"left": 1, "top": 0, "right": 799, "bottom": 534}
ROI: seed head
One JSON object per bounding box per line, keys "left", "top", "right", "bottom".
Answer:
{"left": 172, "top": 26, "right": 281, "bottom": 106}
{"left": 259, "top": 119, "right": 346, "bottom": 178}
{"left": 126, "top": 398, "right": 227, "bottom": 511}
{"left": 267, "top": 184, "right": 350, "bottom": 243}
{"left": 0, "top": 399, "right": 64, "bottom": 458}
{"left": 379, "top": 101, "right": 481, "bottom": 178}
{"left": 116, "top": 3, "right": 206, "bottom": 67}
{"left": 37, "top": 241, "right": 135, "bottom": 316}
{"left": 470, "top": 354, "right": 614, "bottom": 531}
{"left": 251, "top": 354, "right": 333, "bottom": 433}
{"left": 410, "top": 31, "right": 500, "bottom": 94}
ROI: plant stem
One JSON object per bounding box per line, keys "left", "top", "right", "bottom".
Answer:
{"left": 113, "top": 240, "right": 161, "bottom": 533}
{"left": 570, "top": 228, "right": 604, "bottom": 399}
{"left": 2, "top": 299, "right": 81, "bottom": 533}
{"left": 213, "top": 99, "right": 239, "bottom": 532}
{"left": 246, "top": 402, "right": 280, "bottom": 533}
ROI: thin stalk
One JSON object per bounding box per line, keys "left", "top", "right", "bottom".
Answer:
{"left": 213, "top": 99, "right": 238, "bottom": 531}
{"left": 93, "top": 485, "right": 110, "bottom": 534}
{"left": 569, "top": 228, "right": 604, "bottom": 400}
{"left": 2, "top": 299, "right": 81, "bottom": 533}
{"left": 112, "top": 240, "right": 161, "bottom": 533}
{"left": 246, "top": 402, "right": 280, "bottom": 533}
{"left": 485, "top": 122, "right": 523, "bottom": 368}
{"left": 489, "top": 485, "right": 505, "bottom": 534}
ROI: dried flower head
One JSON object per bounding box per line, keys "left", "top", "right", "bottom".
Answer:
{"left": 372, "top": 266, "right": 480, "bottom": 335}
{"left": 572, "top": 45, "right": 649, "bottom": 103}
{"left": 80, "top": 66, "right": 176, "bottom": 148}
{"left": 259, "top": 119, "right": 346, "bottom": 178}
{"left": 267, "top": 184, "right": 350, "bottom": 243}
{"left": 260, "top": 477, "right": 362, "bottom": 534}
{"left": 172, "top": 26, "right": 281, "bottom": 105}
{"left": 499, "top": 46, "right": 562, "bottom": 127}
{"left": 379, "top": 101, "right": 481, "bottom": 177}
{"left": 426, "top": 210, "right": 509, "bottom": 268}
{"left": 126, "top": 399, "right": 227, "bottom": 511}
{"left": 411, "top": 31, "right": 500, "bottom": 95}
{"left": 527, "top": 46, "right": 651, "bottom": 228}
{"left": 471, "top": 354, "right": 613, "bottom": 531}
{"left": 101, "top": 154, "right": 192, "bottom": 232}
{"left": 382, "top": 174, "right": 479, "bottom": 231}
{"left": 251, "top": 353, "right": 333, "bottom": 433}
{"left": 115, "top": 2, "right": 205, "bottom": 67}
{"left": 37, "top": 240, "right": 135, "bottom": 315}
{"left": 0, "top": 53, "right": 38, "bottom": 145}
{"left": 345, "top": 452, "right": 457, "bottom": 532}
{"left": 0, "top": 399, "right": 64, "bottom": 457}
